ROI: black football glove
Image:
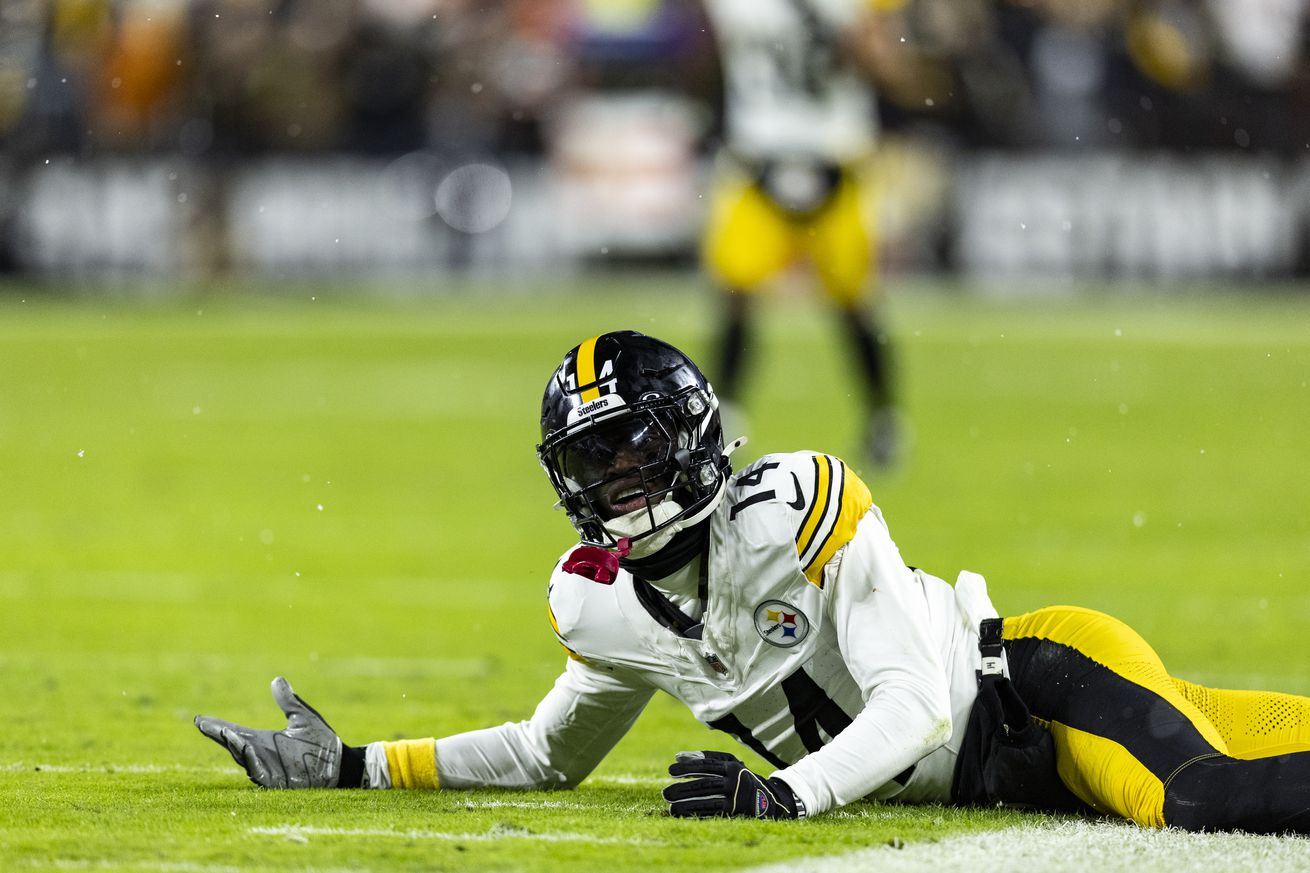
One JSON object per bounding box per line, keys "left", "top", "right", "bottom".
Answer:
{"left": 662, "top": 750, "right": 802, "bottom": 819}
{"left": 194, "top": 677, "right": 364, "bottom": 788}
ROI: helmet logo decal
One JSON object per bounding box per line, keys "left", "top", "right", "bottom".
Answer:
{"left": 575, "top": 335, "right": 618, "bottom": 402}
{"left": 753, "top": 600, "right": 810, "bottom": 648}
{"left": 571, "top": 393, "right": 626, "bottom": 424}
{"left": 564, "top": 367, "right": 609, "bottom": 394}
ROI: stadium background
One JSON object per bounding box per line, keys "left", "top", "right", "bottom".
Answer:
{"left": 3, "top": 0, "right": 1308, "bottom": 283}
{"left": 4, "top": 2, "right": 1310, "bottom": 871}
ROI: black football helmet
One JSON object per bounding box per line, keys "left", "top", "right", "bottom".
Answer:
{"left": 538, "top": 331, "right": 731, "bottom": 551}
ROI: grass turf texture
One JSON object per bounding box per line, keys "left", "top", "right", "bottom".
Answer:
{"left": 2, "top": 276, "right": 1309, "bottom": 871}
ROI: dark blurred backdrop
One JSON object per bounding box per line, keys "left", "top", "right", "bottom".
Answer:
{"left": 2, "top": 0, "right": 1308, "bottom": 286}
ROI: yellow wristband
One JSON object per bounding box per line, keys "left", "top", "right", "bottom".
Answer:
{"left": 382, "top": 738, "right": 439, "bottom": 790}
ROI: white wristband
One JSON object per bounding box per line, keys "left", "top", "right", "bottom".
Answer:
{"left": 362, "top": 741, "right": 393, "bottom": 789}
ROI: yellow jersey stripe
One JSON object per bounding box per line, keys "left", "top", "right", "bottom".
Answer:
{"left": 577, "top": 335, "right": 601, "bottom": 402}
{"left": 548, "top": 601, "right": 585, "bottom": 662}
{"left": 803, "top": 459, "right": 872, "bottom": 587}
{"left": 794, "top": 455, "right": 830, "bottom": 559}
{"left": 799, "top": 455, "right": 840, "bottom": 583}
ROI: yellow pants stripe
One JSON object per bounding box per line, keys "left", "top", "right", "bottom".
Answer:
{"left": 1002, "top": 605, "right": 1310, "bottom": 830}
{"left": 383, "top": 738, "right": 439, "bottom": 790}
{"left": 1002, "top": 606, "right": 1227, "bottom": 749}
{"left": 1001, "top": 606, "right": 1224, "bottom": 826}
{"left": 1048, "top": 721, "right": 1167, "bottom": 827}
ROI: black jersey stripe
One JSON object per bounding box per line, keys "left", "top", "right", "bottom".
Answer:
{"left": 781, "top": 665, "right": 854, "bottom": 753}
{"left": 707, "top": 713, "right": 790, "bottom": 769}
{"left": 777, "top": 666, "right": 916, "bottom": 786}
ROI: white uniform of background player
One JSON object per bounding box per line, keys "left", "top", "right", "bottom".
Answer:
{"left": 704, "top": 0, "right": 877, "bottom": 167}
{"left": 699, "top": 0, "right": 902, "bottom": 468}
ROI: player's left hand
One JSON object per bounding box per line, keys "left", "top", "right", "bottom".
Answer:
{"left": 662, "top": 751, "right": 801, "bottom": 819}
{"left": 194, "top": 676, "right": 343, "bottom": 789}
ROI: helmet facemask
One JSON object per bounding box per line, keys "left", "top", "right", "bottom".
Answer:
{"left": 539, "top": 384, "right": 725, "bottom": 554}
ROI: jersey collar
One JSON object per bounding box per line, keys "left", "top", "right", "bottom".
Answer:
{"left": 631, "top": 549, "right": 709, "bottom": 640}
{"left": 619, "top": 517, "right": 710, "bottom": 580}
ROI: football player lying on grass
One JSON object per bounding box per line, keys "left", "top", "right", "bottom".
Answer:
{"left": 197, "top": 331, "right": 1310, "bottom": 833}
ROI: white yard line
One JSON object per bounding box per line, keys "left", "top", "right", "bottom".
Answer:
{"left": 4, "top": 762, "right": 234, "bottom": 775}
{"left": 455, "top": 800, "right": 586, "bottom": 810}
{"left": 742, "top": 818, "right": 1310, "bottom": 873}
{"left": 5, "top": 763, "right": 664, "bottom": 789}
{"left": 31, "top": 861, "right": 362, "bottom": 873}
{"left": 588, "top": 773, "right": 666, "bottom": 786}
{"left": 249, "top": 824, "right": 649, "bottom": 845}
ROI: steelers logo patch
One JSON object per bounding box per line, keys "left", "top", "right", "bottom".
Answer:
{"left": 753, "top": 600, "right": 810, "bottom": 648}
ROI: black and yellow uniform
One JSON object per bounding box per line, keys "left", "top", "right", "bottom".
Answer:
{"left": 703, "top": 155, "right": 877, "bottom": 308}
{"left": 1004, "top": 606, "right": 1310, "bottom": 833}
{"left": 195, "top": 330, "right": 1310, "bottom": 837}
{"left": 700, "top": 0, "right": 900, "bottom": 466}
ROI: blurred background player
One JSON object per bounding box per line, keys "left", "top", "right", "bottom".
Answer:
{"left": 700, "top": 0, "right": 901, "bottom": 470}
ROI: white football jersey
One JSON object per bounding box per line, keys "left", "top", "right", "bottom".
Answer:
{"left": 703, "top": 0, "right": 878, "bottom": 161}
{"left": 431, "top": 452, "right": 995, "bottom": 817}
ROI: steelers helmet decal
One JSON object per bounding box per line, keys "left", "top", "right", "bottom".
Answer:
{"left": 562, "top": 335, "right": 626, "bottom": 424}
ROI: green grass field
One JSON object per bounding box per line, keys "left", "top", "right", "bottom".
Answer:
{"left": 3, "top": 275, "right": 1309, "bottom": 871}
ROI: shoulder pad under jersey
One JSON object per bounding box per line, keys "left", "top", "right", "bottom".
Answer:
{"left": 728, "top": 452, "right": 873, "bottom": 588}
{"left": 546, "top": 550, "right": 598, "bottom": 663}
{"left": 546, "top": 549, "right": 643, "bottom": 665}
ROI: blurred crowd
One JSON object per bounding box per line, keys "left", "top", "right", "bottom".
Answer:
{"left": 1, "top": 0, "right": 1308, "bottom": 163}
{"left": 0, "top": 0, "right": 716, "bottom": 162}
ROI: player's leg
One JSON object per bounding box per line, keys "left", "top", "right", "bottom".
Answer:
{"left": 804, "top": 167, "right": 899, "bottom": 466}
{"left": 702, "top": 161, "right": 794, "bottom": 421}
{"left": 1162, "top": 678, "right": 1310, "bottom": 831}
{"left": 1170, "top": 678, "right": 1310, "bottom": 758}
{"left": 1002, "top": 606, "right": 1224, "bottom": 827}
{"left": 1003, "top": 606, "right": 1310, "bottom": 833}
{"left": 716, "top": 290, "right": 751, "bottom": 411}
{"left": 838, "top": 301, "right": 899, "bottom": 467}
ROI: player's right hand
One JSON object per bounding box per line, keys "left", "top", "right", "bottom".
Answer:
{"left": 194, "top": 676, "right": 343, "bottom": 789}
{"left": 663, "top": 750, "right": 802, "bottom": 819}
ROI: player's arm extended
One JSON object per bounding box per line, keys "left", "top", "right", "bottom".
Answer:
{"left": 422, "top": 657, "right": 653, "bottom": 790}
{"left": 773, "top": 507, "right": 953, "bottom": 816}
{"left": 195, "top": 660, "right": 653, "bottom": 790}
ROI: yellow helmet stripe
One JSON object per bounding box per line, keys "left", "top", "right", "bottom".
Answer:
{"left": 576, "top": 335, "right": 601, "bottom": 402}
